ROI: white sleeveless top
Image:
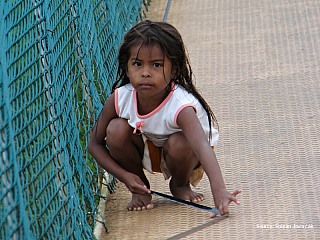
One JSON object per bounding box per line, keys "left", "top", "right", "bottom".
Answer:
{"left": 115, "top": 83, "right": 219, "bottom": 147}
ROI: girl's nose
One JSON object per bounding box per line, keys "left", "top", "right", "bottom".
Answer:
{"left": 142, "top": 66, "right": 151, "bottom": 77}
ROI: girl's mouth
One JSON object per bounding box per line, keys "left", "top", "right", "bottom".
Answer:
{"left": 139, "top": 82, "right": 153, "bottom": 88}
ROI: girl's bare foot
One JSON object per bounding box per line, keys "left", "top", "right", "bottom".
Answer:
{"left": 127, "top": 193, "right": 154, "bottom": 211}
{"left": 169, "top": 179, "right": 204, "bottom": 203}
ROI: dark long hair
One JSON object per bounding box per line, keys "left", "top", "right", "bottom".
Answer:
{"left": 112, "top": 20, "right": 218, "bottom": 130}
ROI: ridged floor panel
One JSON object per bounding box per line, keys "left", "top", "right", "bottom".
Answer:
{"left": 101, "top": 0, "right": 320, "bottom": 239}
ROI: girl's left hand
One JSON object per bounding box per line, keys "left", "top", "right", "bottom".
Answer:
{"left": 211, "top": 189, "right": 242, "bottom": 218}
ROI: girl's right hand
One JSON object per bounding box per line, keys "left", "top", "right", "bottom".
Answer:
{"left": 123, "top": 172, "right": 151, "bottom": 195}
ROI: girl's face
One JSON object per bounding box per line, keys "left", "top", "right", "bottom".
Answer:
{"left": 126, "top": 43, "right": 174, "bottom": 100}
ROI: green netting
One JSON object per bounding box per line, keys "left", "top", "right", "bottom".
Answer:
{"left": 0, "top": 0, "right": 150, "bottom": 239}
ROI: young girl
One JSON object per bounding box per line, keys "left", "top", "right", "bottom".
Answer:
{"left": 88, "top": 20, "right": 241, "bottom": 218}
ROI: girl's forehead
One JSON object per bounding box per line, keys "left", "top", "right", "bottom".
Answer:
{"left": 130, "top": 43, "right": 164, "bottom": 59}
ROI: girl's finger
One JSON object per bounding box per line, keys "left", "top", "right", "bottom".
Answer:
{"left": 229, "top": 196, "right": 240, "bottom": 205}
{"left": 217, "top": 204, "right": 226, "bottom": 216}
{"left": 137, "top": 185, "right": 150, "bottom": 194}
{"left": 232, "top": 189, "right": 242, "bottom": 197}
{"left": 229, "top": 189, "right": 242, "bottom": 204}
{"left": 210, "top": 213, "right": 217, "bottom": 218}
{"left": 222, "top": 202, "right": 230, "bottom": 215}
{"left": 143, "top": 185, "right": 151, "bottom": 194}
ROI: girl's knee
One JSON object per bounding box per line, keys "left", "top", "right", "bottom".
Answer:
{"left": 106, "top": 118, "right": 132, "bottom": 145}
{"left": 164, "top": 132, "right": 193, "bottom": 159}
{"left": 164, "top": 133, "right": 198, "bottom": 174}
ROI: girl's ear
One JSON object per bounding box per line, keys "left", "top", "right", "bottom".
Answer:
{"left": 125, "top": 67, "right": 129, "bottom": 79}
{"left": 171, "top": 67, "right": 177, "bottom": 80}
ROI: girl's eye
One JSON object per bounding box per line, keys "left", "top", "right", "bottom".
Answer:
{"left": 153, "top": 63, "right": 162, "bottom": 67}
{"left": 133, "top": 62, "right": 141, "bottom": 66}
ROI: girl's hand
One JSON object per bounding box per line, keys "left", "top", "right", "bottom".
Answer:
{"left": 210, "top": 189, "right": 242, "bottom": 218}
{"left": 122, "top": 172, "right": 151, "bottom": 195}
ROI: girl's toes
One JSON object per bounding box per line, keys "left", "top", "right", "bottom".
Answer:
{"left": 146, "top": 203, "right": 154, "bottom": 209}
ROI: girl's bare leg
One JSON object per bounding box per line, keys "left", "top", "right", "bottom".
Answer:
{"left": 163, "top": 132, "right": 204, "bottom": 203}
{"left": 106, "top": 118, "right": 153, "bottom": 210}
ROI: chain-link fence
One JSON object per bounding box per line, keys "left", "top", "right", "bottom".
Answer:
{"left": 0, "top": 0, "right": 149, "bottom": 239}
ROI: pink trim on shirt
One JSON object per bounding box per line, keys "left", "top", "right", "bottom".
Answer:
{"left": 174, "top": 104, "right": 197, "bottom": 126}
{"left": 114, "top": 88, "right": 119, "bottom": 116}
{"left": 134, "top": 82, "right": 175, "bottom": 119}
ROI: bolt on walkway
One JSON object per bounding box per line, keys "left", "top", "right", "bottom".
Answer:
{"left": 100, "top": 0, "right": 320, "bottom": 239}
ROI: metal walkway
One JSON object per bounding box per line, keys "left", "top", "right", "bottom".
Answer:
{"left": 100, "top": 0, "right": 320, "bottom": 239}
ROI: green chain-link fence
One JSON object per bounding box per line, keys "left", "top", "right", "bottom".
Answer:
{"left": 0, "top": 0, "right": 149, "bottom": 239}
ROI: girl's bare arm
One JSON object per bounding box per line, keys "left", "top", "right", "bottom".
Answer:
{"left": 88, "top": 94, "right": 149, "bottom": 195}
{"left": 177, "top": 106, "right": 241, "bottom": 216}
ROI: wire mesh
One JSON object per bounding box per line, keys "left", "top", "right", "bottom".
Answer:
{"left": 0, "top": 0, "right": 150, "bottom": 239}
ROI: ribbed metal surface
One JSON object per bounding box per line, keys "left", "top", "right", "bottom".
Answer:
{"left": 101, "top": 0, "right": 320, "bottom": 239}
